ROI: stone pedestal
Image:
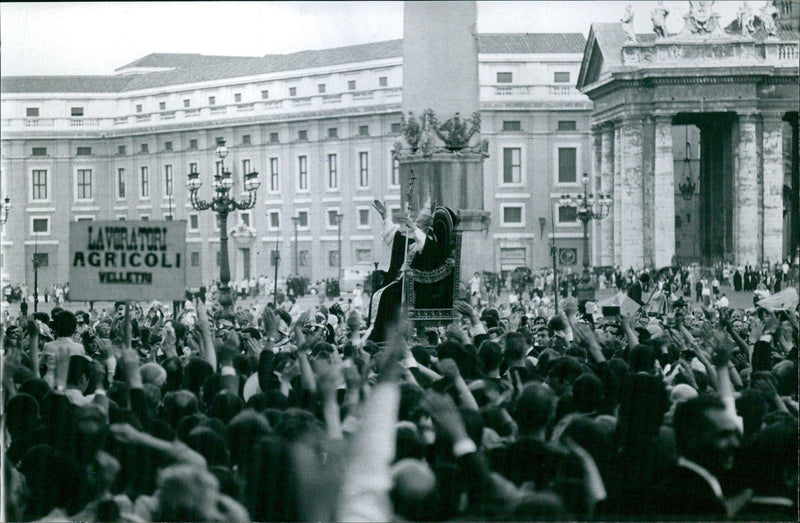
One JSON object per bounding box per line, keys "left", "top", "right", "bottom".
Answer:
{"left": 398, "top": 154, "right": 491, "bottom": 283}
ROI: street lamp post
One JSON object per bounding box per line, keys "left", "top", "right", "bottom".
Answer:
{"left": 186, "top": 139, "right": 260, "bottom": 312}
{"left": 272, "top": 234, "right": 280, "bottom": 308}
{"left": 560, "top": 174, "right": 612, "bottom": 270}
{"left": 336, "top": 212, "right": 343, "bottom": 285}
{"left": 291, "top": 216, "right": 300, "bottom": 275}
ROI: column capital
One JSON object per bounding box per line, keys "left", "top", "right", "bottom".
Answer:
{"left": 761, "top": 111, "right": 786, "bottom": 124}
{"left": 736, "top": 110, "right": 760, "bottom": 121}
{"left": 653, "top": 113, "right": 674, "bottom": 124}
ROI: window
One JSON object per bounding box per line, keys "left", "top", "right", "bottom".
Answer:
{"left": 269, "top": 132, "right": 279, "bottom": 143}
{"left": 558, "top": 120, "right": 577, "bottom": 131}
{"left": 140, "top": 166, "right": 150, "bottom": 198}
{"left": 189, "top": 162, "right": 198, "bottom": 174}
{"left": 270, "top": 249, "right": 280, "bottom": 266}
{"left": 497, "top": 72, "right": 513, "bottom": 83}
{"left": 33, "top": 253, "right": 49, "bottom": 267}
{"left": 502, "top": 147, "right": 521, "bottom": 184}
{"left": 298, "top": 155, "right": 308, "bottom": 190}
{"left": 298, "top": 130, "right": 308, "bottom": 141}
{"left": 241, "top": 134, "right": 251, "bottom": 145}
{"left": 675, "top": 215, "right": 682, "bottom": 229}
{"left": 183, "top": 99, "right": 191, "bottom": 108}
{"left": 118, "top": 145, "right": 126, "bottom": 155}
{"left": 76, "top": 216, "right": 94, "bottom": 222}
{"left": 327, "top": 209, "right": 341, "bottom": 228}
{"left": 136, "top": 104, "right": 143, "bottom": 113}
{"left": 327, "top": 154, "right": 338, "bottom": 189}
{"left": 76, "top": 169, "right": 92, "bottom": 200}
{"left": 329, "top": 250, "right": 340, "bottom": 267}
{"left": 76, "top": 147, "right": 92, "bottom": 156}
{"left": 502, "top": 205, "right": 524, "bottom": 226}
{"left": 502, "top": 120, "right": 521, "bottom": 131}
{"left": 318, "top": 83, "right": 326, "bottom": 94}
{"left": 32, "top": 147, "right": 47, "bottom": 156}
{"left": 189, "top": 139, "right": 198, "bottom": 150}
{"left": 358, "top": 125, "right": 369, "bottom": 136}
{"left": 71, "top": 107, "right": 84, "bottom": 117}
{"left": 297, "top": 211, "right": 309, "bottom": 228}
{"left": 140, "top": 143, "right": 149, "bottom": 153}
{"left": 359, "top": 152, "right": 369, "bottom": 187}
{"left": 558, "top": 147, "right": 577, "bottom": 183}
{"left": 686, "top": 213, "right": 691, "bottom": 224}
{"left": 215, "top": 160, "right": 223, "bottom": 176}
{"left": 117, "top": 215, "right": 127, "bottom": 221}
{"left": 140, "top": 215, "right": 150, "bottom": 221}
{"left": 390, "top": 207, "right": 403, "bottom": 222}
{"left": 261, "top": 90, "right": 269, "bottom": 99}
{"left": 356, "top": 248, "right": 372, "bottom": 263}
{"left": 208, "top": 96, "right": 216, "bottom": 106}
{"left": 558, "top": 205, "right": 578, "bottom": 223}
{"left": 164, "top": 165, "right": 173, "bottom": 196}
{"left": 269, "top": 157, "right": 279, "bottom": 191}
{"left": 26, "top": 107, "right": 40, "bottom": 117}
{"left": 32, "top": 170, "right": 48, "bottom": 200}
{"left": 358, "top": 208, "right": 370, "bottom": 227}
{"left": 289, "top": 87, "right": 297, "bottom": 97}
{"left": 159, "top": 101, "right": 166, "bottom": 111}
{"left": 234, "top": 93, "right": 242, "bottom": 103}
{"left": 191, "top": 252, "right": 200, "bottom": 267}
{"left": 554, "top": 71, "right": 571, "bottom": 83}
{"left": 347, "top": 80, "right": 356, "bottom": 90}
{"left": 328, "top": 127, "right": 338, "bottom": 139}
{"left": 269, "top": 211, "right": 280, "bottom": 229}
{"left": 391, "top": 122, "right": 402, "bottom": 134}
{"left": 240, "top": 212, "right": 250, "bottom": 226}
{"left": 391, "top": 157, "right": 400, "bottom": 186}
{"left": 117, "top": 168, "right": 126, "bottom": 199}
{"left": 164, "top": 141, "right": 173, "bottom": 151}
{"left": 379, "top": 76, "right": 388, "bottom": 87}
{"left": 241, "top": 159, "right": 251, "bottom": 191}
{"left": 189, "top": 214, "right": 199, "bottom": 230}
{"left": 31, "top": 217, "right": 49, "bottom": 234}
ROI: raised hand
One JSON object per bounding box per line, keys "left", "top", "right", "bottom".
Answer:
{"left": 438, "top": 358, "right": 461, "bottom": 381}
{"left": 422, "top": 391, "right": 469, "bottom": 443}
{"left": 372, "top": 199, "right": 387, "bottom": 219}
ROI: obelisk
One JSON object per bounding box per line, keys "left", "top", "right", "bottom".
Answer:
{"left": 398, "top": 0, "right": 491, "bottom": 291}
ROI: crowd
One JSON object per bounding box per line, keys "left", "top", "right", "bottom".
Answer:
{"left": 1, "top": 265, "right": 798, "bottom": 521}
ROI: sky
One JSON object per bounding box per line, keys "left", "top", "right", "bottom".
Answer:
{"left": 1, "top": 1, "right": 744, "bottom": 76}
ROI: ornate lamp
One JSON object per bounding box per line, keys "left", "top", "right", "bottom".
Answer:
{"left": 679, "top": 128, "right": 696, "bottom": 201}
{"left": 559, "top": 174, "right": 612, "bottom": 269}
{"left": 1, "top": 197, "right": 10, "bottom": 225}
{"left": 186, "top": 139, "right": 259, "bottom": 311}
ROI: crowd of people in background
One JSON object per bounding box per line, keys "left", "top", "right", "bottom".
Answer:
{"left": 2, "top": 249, "right": 798, "bottom": 521}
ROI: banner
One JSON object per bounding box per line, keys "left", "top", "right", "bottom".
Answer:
{"left": 69, "top": 221, "right": 187, "bottom": 301}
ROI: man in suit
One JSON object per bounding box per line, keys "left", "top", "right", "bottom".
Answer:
{"left": 650, "top": 394, "right": 743, "bottom": 518}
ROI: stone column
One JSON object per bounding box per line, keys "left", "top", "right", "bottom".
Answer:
{"left": 762, "top": 113, "right": 784, "bottom": 264}
{"left": 619, "top": 117, "right": 644, "bottom": 269}
{"left": 600, "top": 124, "right": 615, "bottom": 266}
{"left": 654, "top": 115, "right": 675, "bottom": 267}
{"left": 591, "top": 125, "right": 603, "bottom": 267}
{"left": 613, "top": 125, "right": 622, "bottom": 267}
{"left": 735, "top": 112, "right": 760, "bottom": 266}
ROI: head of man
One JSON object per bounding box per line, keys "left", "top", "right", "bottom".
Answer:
{"left": 514, "top": 382, "right": 556, "bottom": 437}
{"left": 673, "top": 394, "right": 741, "bottom": 476}
{"left": 53, "top": 310, "right": 78, "bottom": 339}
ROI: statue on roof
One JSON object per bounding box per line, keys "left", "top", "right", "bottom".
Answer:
{"left": 758, "top": 0, "right": 779, "bottom": 37}
{"left": 738, "top": 1, "right": 756, "bottom": 36}
{"left": 677, "top": 1, "right": 724, "bottom": 36}
{"left": 651, "top": 1, "right": 670, "bottom": 38}
{"left": 621, "top": 4, "right": 637, "bottom": 42}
